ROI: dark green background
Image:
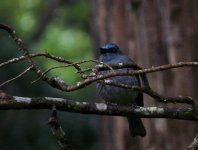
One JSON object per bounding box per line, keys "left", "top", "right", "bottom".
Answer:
{"left": 0, "top": 0, "right": 99, "bottom": 149}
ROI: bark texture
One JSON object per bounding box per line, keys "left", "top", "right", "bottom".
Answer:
{"left": 91, "top": 0, "right": 198, "bottom": 149}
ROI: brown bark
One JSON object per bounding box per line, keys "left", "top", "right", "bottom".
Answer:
{"left": 91, "top": 0, "right": 198, "bottom": 150}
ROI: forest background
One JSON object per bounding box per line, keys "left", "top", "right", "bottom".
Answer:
{"left": 0, "top": 0, "right": 197, "bottom": 150}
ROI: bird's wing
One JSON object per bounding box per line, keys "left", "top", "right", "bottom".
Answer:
{"left": 135, "top": 86, "right": 144, "bottom": 107}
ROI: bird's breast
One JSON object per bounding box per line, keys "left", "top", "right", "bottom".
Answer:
{"left": 97, "top": 75, "right": 139, "bottom": 105}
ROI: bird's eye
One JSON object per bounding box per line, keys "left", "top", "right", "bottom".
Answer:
{"left": 100, "top": 46, "right": 118, "bottom": 54}
{"left": 109, "top": 48, "right": 116, "bottom": 53}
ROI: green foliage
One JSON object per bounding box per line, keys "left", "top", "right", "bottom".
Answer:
{"left": 0, "top": 0, "right": 99, "bottom": 150}
{"left": 35, "top": 23, "right": 92, "bottom": 83}
{"left": 0, "top": 0, "right": 40, "bottom": 37}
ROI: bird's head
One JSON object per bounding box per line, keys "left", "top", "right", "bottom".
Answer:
{"left": 100, "top": 43, "right": 122, "bottom": 54}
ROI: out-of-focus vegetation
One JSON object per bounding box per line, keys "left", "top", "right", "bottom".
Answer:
{"left": 0, "top": 0, "right": 99, "bottom": 150}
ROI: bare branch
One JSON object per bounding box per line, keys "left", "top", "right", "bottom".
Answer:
{"left": 0, "top": 96, "right": 197, "bottom": 121}
{"left": 0, "top": 23, "right": 197, "bottom": 92}
{"left": 0, "top": 52, "right": 44, "bottom": 68}
{"left": 0, "top": 52, "right": 85, "bottom": 76}
{"left": 100, "top": 80, "right": 195, "bottom": 106}
{"left": 0, "top": 66, "right": 33, "bottom": 87}
{"left": 48, "top": 106, "right": 74, "bottom": 150}
{"left": 0, "top": 24, "right": 56, "bottom": 86}
{"left": 0, "top": 24, "right": 35, "bottom": 66}
{"left": 1, "top": 51, "right": 197, "bottom": 93}
{"left": 36, "top": 59, "right": 114, "bottom": 79}
{"left": 48, "top": 61, "right": 198, "bottom": 92}
{"left": 188, "top": 134, "right": 198, "bottom": 150}
{"left": 0, "top": 23, "right": 197, "bottom": 107}
{"left": 96, "top": 62, "right": 198, "bottom": 71}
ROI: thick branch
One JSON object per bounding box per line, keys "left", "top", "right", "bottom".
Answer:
{"left": 0, "top": 96, "right": 197, "bottom": 121}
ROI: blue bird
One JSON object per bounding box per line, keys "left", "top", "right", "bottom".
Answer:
{"left": 97, "top": 43, "right": 146, "bottom": 137}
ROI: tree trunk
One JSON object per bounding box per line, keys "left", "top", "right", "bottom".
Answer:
{"left": 91, "top": 0, "right": 198, "bottom": 149}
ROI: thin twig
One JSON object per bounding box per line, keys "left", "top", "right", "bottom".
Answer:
{"left": 0, "top": 66, "right": 33, "bottom": 87}
{"left": 0, "top": 52, "right": 45, "bottom": 68}
{"left": 42, "top": 60, "right": 114, "bottom": 76}
{"left": 0, "top": 24, "right": 57, "bottom": 85}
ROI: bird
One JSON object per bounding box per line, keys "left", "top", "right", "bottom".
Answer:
{"left": 96, "top": 43, "right": 146, "bottom": 137}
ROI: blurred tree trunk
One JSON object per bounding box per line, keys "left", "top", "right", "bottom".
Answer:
{"left": 91, "top": 0, "right": 198, "bottom": 150}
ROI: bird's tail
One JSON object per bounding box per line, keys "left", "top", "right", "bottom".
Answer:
{"left": 127, "top": 117, "right": 146, "bottom": 137}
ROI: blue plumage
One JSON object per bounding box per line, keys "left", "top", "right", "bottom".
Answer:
{"left": 97, "top": 43, "right": 146, "bottom": 137}
{"left": 100, "top": 43, "right": 119, "bottom": 50}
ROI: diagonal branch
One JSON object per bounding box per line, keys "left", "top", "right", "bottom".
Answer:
{"left": 48, "top": 106, "right": 74, "bottom": 150}
{"left": 188, "top": 134, "right": 198, "bottom": 150}
{"left": 0, "top": 52, "right": 84, "bottom": 76}
{"left": 100, "top": 80, "right": 195, "bottom": 106}
{"left": 0, "top": 66, "right": 33, "bottom": 87}
{"left": 0, "top": 23, "right": 61, "bottom": 87}
{"left": 0, "top": 23, "right": 197, "bottom": 107}
{"left": 51, "top": 61, "right": 198, "bottom": 92}
{"left": 0, "top": 24, "right": 35, "bottom": 66}
{"left": 0, "top": 24, "right": 198, "bottom": 91}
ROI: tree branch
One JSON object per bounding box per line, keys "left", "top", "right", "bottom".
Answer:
{"left": 100, "top": 80, "right": 195, "bottom": 106}
{"left": 0, "top": 23, "right": 197, "bottom": 107}
{"left": 0, "top": 66, "right": 33, "bottom": 87}
{"left": 0, "top": 24, "right": 197, "bottom": 89}
{"left": 1, "top": 23, "right": 198, "bottom": 150}
{"left": 188, "top": 134, "right": 198, "bottom": 150}
{"left": 0, "top": 96, "right": 197, "bottom": 121}
{"left": 0, "top": 23, "right": 198, "bottom": 93}
{"left": 48, "top": 106, "right": 74, "bottom": 150}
